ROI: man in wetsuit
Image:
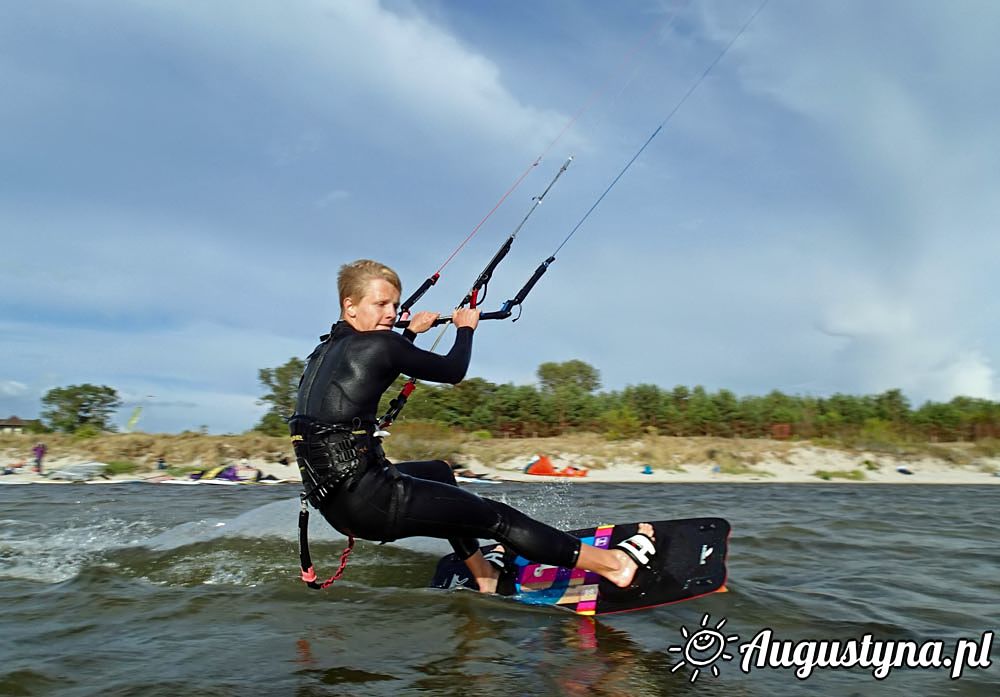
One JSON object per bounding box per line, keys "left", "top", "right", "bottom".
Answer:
{"left": 290, "top": 259, "right": 651, "bottom": 592}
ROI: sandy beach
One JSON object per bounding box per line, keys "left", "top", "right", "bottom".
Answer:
{"left": 468, "top": 447, "right": 1000, "bottom": 485}
{"left": 3, "top": 436, "right": 998, "bottom": 486}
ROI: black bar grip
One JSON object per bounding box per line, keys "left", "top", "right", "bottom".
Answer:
{"left": 399, "top": 273, "right": 439, "bottom": 315}
{"left": 479, "top": 310, "right": 513, "bottom": 321}
{"left": 394, "top": 311, "right": 511, "bottom": 329}
{"left": 511, "top": 256, "right": 554, "bottom": 306}
{"left": 460, "top": 237, "right": 514, "bottom": 308}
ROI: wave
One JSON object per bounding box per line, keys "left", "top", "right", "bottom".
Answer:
{"left": 0, "top": 496, "right": 452, "bottom": 586}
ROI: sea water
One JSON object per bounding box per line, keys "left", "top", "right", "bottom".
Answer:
{"left": 1, "top": 483, "right": 997, "bottom": 696}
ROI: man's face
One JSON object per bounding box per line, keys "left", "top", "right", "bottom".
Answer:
{"left": 344, "top": 278, "right": 400, "bottom": 331}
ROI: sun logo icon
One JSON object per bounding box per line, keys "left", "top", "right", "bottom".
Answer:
{"left": 667, "top": 613, "right": 739, "bottom": 682}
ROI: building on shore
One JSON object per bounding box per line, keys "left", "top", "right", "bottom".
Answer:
{"left": 0, "top": 416, "right": 41, "bottom": 434}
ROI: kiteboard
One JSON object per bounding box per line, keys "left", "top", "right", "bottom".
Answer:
{"left": 430, "top": 517, "right": 729, "bottom": 615}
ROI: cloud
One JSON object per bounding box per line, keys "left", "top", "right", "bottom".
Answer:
{"left": 3, "top": 0, "right": 1000, "bottom": 433}
{"left": 125, "top": 0, "right": 572, "bottom": 155}
{"left": 315, "top": 189, "right": 351, "bottom": 209}
{"left": 819, "top": 287, "right": 915, "bottom": 340}
{"left": 0, "top": 381, "right": 28, "bottom": 397}
{"left": 923, "top": 351, "right": 997, "bottom": 402}
{"left": 664, "top": 0, "right": 1000, "bottom": 402}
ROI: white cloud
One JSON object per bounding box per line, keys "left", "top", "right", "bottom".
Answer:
{"left": 3, "top": 1, "right": 1000, "bottom": 432}
{"left": 315, "top": 189, "right": 351, "bottom": 209}
{"left": 820, "top": 296, "right": 915, "bottom": 339}
{"left": 0, "top": 381, "right": 28, "bottom": 397}
{"left": 923, "top": 351, "right": 997, "bottom": 401}
{"left": 130, "top": 0, "right": 571, "bottom": 153}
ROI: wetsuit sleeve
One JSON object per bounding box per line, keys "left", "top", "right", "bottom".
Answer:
{"left": 402, "top": 329, "right": 417, "bottom": 343}
{"left": 385, "top": 327, "right": 474, "bottom": 384}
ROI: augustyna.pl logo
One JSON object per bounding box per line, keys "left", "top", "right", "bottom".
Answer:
{"left": 668, "top": 614, "right": 994, "bottom": 683}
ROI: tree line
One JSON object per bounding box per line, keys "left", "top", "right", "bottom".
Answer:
{"left": 255, "top": 358, "right": 1000, "bottom": 443}
{"left": 25, "top": 360, "right": 1000, "bottom": 443}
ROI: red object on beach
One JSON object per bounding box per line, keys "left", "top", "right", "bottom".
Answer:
{"left": 524, "top": 455, "right": 588, "bottom": 477}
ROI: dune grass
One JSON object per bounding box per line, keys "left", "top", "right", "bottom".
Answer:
{"left": 813, "top": 469, "right": 866, "bottom": 482}
{"left": 1, "top": 430, "right": 996, "bottom": 479}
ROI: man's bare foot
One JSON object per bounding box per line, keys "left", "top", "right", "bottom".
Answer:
{"left": 465, "top": 546, "right": 505, "bottom": 593}
{"left": 605, "top": 522, "right": 655, "bottom": 588}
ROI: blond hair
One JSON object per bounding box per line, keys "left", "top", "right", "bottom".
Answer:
{"left": 337, "top": 259, "right": 402, "bottom": 312}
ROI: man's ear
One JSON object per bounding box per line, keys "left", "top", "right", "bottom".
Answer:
{"left": 343, "top": 297, "right": 357, "bottom": 318}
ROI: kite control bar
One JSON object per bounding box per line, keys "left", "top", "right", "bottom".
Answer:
{"left": 394, "top": 309, "right": 510, "bottom": 330}
{"left": 394, "top": 256, "right": 555, "bottom": 329}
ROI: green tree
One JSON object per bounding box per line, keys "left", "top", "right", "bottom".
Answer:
{"left": 622, "top": 384, "right": 662, "bottom": 429}
{"left": 874, "top": 388, "right": 911, "bottom": 424}
{"left": 711, "top": 389, "right": 740, "bottom": 436}
{"left": 685, "top": 386, "right": 720, "bottom": 436}
{"left": 255, "top": 357, "right": 305, "bottom": 435}
{"left": 536, "top": 360, "right": 601, "bottom": 432}
{"left": 913, "top": 401, "right": 964, "bottom": 441}
{"left": 761, "top": 389, "right": 798, "bottom": 425}
{"left": 448, "top": 378, "right": 498, "bottom": 428}
{"left": 737, "top": 396, "right": 768, "bottom": 437}
{"left": 825, "top": 393, "right": 877, "bottom": 428}
{"left": 670, "top": 385, "right": 691, "bottom": 411}
{"left": 513, "top": 385, "right": 551, "bottom": 435}
{"left": 537, "top": 360, "right": 601, "bottom": 394}
{"left": 657, "top": 399, "right": 684, "bottom": 435}
{"left": 41, "top": 384, "right": 121, "bottom": 433}
{"left": 814, "top": 409, "right": 845, "bottom": 437}
{"left": 600, "top": 405, "right": 643, "bottom": 440}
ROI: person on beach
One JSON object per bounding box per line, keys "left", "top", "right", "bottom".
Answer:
{"left": 290, "top": 259, "right": 657, "bottom": 593}
{"left": 32, "top": 443, "right": 47, "bottom": 474}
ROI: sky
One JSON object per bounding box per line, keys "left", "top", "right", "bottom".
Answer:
{"left": 2, "top": 0, "right": 998, "bottom": 433}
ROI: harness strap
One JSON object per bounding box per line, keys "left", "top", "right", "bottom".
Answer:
{"left": 298, "top": 497, "right": 355, "bottom": 590}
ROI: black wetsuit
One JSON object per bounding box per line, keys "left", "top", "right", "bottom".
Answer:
{"left": 292, "top": 321, "right": 580, "bottom": 568}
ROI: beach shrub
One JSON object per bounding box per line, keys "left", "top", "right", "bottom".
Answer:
{"left": 863, "top": 459, "right": 880, "bottom": 471}
{"left": 73, "top": 424, "right": 103, "bottom": 440}
{"left": 104, "top": 460, "right": 140, "bottom": 476}
{"left": 382, "top": 420, "right": 463, "bottom": 461}
{"left": 165, "top": 465, "right": 204, "bottom": 477}
{"left": 971, "top": 439, "right": 1000, "bottom": 458}
{"left": 711, "top": 450, "right": 772, "bottom": 476}
{"left": 854, "top": 418, "right": 908, "bottom": 451}
{"left": 922, "top": 443, "right": 971, "bottom": 465}
{"left": 813, "top": 469, "right": 866, "bottom": 481}
{"left": 633, "top": 440, "right": 682, "bottom": 471}
{"left": 600, "top": 407, "right": 643, "bottom": 440}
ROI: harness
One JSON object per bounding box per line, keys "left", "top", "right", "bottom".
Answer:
{"left": 290, "top": 415, "right": 404, "bottom": 590}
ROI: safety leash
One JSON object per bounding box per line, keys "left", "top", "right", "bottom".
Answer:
{"left": 298, "top": 496, "right": 355, "bottom": 590}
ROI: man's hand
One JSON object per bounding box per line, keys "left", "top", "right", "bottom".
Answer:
{"left": 406, "top": 311, "right": 440, "bottom": 334}
{"left": 452, "top": 308, "right": 480, "bottom": 330}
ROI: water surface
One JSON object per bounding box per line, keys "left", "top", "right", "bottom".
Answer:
{"left": 1, "top": 483, "right": 997, "bottom": 695}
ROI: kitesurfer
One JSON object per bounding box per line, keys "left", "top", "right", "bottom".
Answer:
{"left": 290, "top": 259, "right": 655, "bottom": 592}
